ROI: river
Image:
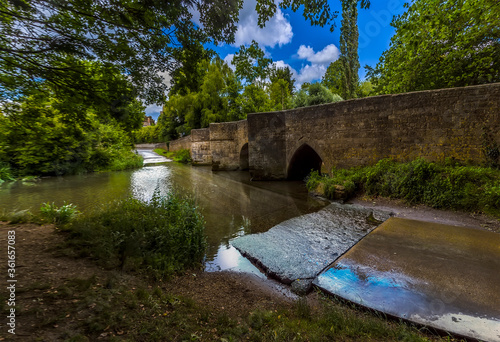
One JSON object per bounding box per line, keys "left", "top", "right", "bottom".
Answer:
{"left": 0, "top": 161, "right": 329, "bottom": 273}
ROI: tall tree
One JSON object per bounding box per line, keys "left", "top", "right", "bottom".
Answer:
{"left": 255, "top": 0, "right": 369, "bottom": 32}
{"left": 375, "top": 0, "right": 500, "bottom": 94}
{"left": 339, "top": 0, "right": 360, "bottom": 99}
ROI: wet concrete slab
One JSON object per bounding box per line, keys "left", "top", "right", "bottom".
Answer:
{"left": 231, "top": 203, "right": 391, "bottom": 285}
{"left": 137, "top": 149, "right": 171, "bottom": 165}
{"left": 314, "top": 217, "right": 500, "bottom": 342}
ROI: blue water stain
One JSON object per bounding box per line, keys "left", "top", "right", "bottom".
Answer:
{"left": 315, "top": 261, "right": 432, "bottom": 317}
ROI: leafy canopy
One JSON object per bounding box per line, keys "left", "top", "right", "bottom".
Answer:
{"left": 373, "top": 0, "right": 500, "bottom": 94}
{"left": 0, "top": 0, "right": 243, "bottom": 104}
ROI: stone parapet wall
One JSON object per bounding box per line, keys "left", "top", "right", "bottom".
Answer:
{"left": 168, "top": 135, "right": 192, "bottom": 152}
{"left": 210, "top": 121, "right": 247, "bottom": 171}
{"left": 249, "top": 83, "right": 500, "bottom": 179}
{"left": 191, "top": 128, "right": 212, "bottom": 165}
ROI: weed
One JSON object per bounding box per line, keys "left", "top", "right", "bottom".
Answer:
{"left": 63, "top": 190, "right": 206, "bottom": 279}
{"left": 40, "top": 201, "right": 79, "bottom": 225}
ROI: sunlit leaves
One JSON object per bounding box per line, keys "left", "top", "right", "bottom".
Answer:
{"left": 375, "top": 0, "right": 500, "bottom": 94}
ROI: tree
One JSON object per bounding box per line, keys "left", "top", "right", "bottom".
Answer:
{"left": 255, "top": 0, "right": 370, "bottom": 32}
{"left": 0, "top": 0, "right": 243, "bottom": 105}
{"left": 240, "top": 84, "right": 271, "bottom": 114}
{"left": 339, "top": 0, "right": 360, "bottom": 99}
{"left": 292, "top": 82, "right": 342, "bottom": 108}
{"left": 232, "top": 40, "right": 272, "bottom": 86}
{"left": 375, "top": 0, "right": 500, "bottom": 94}
{"left": 269, "top": 66, "right": 296, "bottom": 94}
{"left": 157, "top": 57, "right": 243, "bottom": 137}
{"left": 169, "top": 26, "right": 215, "bottom": 97}
{"left": 269, "top": 79, "right": 292, "bottom": 110}
{"left": 322, "top": 59, "right": 345, "bottom": 96}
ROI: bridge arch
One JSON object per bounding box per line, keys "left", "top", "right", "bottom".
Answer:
{"left": 286, "top": 143, "right": 323, "bottom": 180}
{"left": 239, "top": 142, "right": 249, "bottom": 170}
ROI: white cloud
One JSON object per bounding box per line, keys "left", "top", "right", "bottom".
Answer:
{"left": 297, "top": 44, "right": 340, "bottom": 64}
{"left": 224, "top": 54, "right": 236, "bottom": 71}
{"left": 293, "top": 44, "right": 341, "bottom": 86}
{"left": 234, "top": 0, "right": 293, "bottom": 48}
{"left": 296, "top": 64, "right": 327, "bottom": 85}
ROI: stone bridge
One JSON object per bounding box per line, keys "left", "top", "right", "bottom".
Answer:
{"left": 169, "top": 83, "right": 500, "bottom": 180}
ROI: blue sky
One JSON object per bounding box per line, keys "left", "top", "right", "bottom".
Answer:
{"left": 145, "top": 0, "right": 407, "bottom": 119}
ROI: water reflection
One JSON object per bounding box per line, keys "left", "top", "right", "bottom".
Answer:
{"left": 0, "top": 163, "right": 328, "bottom": 271}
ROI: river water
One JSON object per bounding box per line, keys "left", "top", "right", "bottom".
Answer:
{"left": 0, "top": 162, "right": 329, "bottom": 273}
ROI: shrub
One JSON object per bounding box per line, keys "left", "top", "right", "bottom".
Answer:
{"left": 40, "top": 202, "right": 79, "bottom": 225}
{"left": 173, "top": 149, "right": 192, "bottom": 164}
{"left": 64, "top": 191, "right": 206, "bottom": 278}
{"left": 307, "top": 159, "right": 500, "bottom": 217}
{"left": 0, "top": 162, "right": 14, "bottom": 183}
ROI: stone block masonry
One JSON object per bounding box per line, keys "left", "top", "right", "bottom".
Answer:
{"left": 168, "top": 135, "right": 191, "bottom": 152}
{"left": 167, "top": 83, "right": 500, "bottom": 180}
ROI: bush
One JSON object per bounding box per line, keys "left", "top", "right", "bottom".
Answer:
{"left": 64, "top": 191, "right": 206, "bottom": 278}
{"left": 174, "top": 149, "right": 192, "bottom": 164}
{"left": 0, "top": 162, "right": 14, "bottom": 183}
{"left": 307, "top": 159, "right": 500, "bottom": 217}
{"left": 40, "top": 202, "right": 79, "bottom": 225}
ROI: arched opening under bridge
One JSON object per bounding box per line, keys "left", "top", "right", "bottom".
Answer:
{"left": 287, "top": 144, "right": 322, "bottom": 180}
{"left": 239, "top": 143, "right": 249, "bottom": 170}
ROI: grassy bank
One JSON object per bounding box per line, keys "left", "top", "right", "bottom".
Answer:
{"left": 154, "top": 148, "right": 192, "bottom": 163}
{"left": 60, "top": 192, "right": 205, "bottom": 279}
{"left": 307, "top": 158, "right": 500, "bottom": 217}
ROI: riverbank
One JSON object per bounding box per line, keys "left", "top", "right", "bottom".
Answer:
{"left": 1, "top": 221, "right": 460, "bottom": 341}
{"left": 351, "top": 195, "right": 500, "bottom": 233}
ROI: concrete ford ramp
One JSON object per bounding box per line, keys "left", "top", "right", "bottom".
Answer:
{"left": 231, "top": 203, "right": 392, "bottom": 292}
{"left": 136, "top": 149, "right": 170, "bottom": 165}
{"left": 314, "top": 217, "right": 500, "bottom": 342}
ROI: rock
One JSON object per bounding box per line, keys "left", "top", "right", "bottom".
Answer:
{"left": 291, "top": 279, "right": 313, "bottom": 295}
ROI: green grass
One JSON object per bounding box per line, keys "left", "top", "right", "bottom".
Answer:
{"left": 61, "top": 191, "right": 206, "bottom": 279}
{"left": 307, "top": 158, "right": 500, "bottom": 217}
{"left": 36, "top": 276, "right": 447, "bottom": 342}
{"left": 154, "top": 148, "right": 192, "bottom": 164}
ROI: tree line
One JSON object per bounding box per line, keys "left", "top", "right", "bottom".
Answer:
{"left": 1, "top": 0, "right": 498, "bottom": 176}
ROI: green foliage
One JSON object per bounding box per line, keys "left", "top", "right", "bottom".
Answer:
{"left": 174, "top": 149, "right": 192, "bottom": 164}
{"left": 240, "top": 84, "right": 271, "bottom": 114}
{"left": 339, "top": 0, "right": 360, "bottom": 99}
{"left": 322, "top": 59, "right": 345, "bottom": 96}
{"left": 269, "top": 79, "right": 292, "bottom": 110}
{"left": 40, "top": 202, "right": 79, "bottom": 225}
{"left": 269, "top": 65, "right": 296, "bottom": 94}
{"left": 0, "top": 162, "right": 14, "bottom": 183}
{"left": 256, "top": 0, "right": 370, "bottom": 32}
{"left": 0, "top": 0, "right": 243, "bottom": 105}
{"left": 358, "top": 80, "right": 375, "bottom": 98}
{"left": 374, "top": 0, "right": 500, "bottom": 94}
{"left": 307, "top": 159, "right": 500, "bottom": 217}
{"left": 232, "top": 40, "right": 272, "bottom": 86}
{"left": 0, "top": 91, "right": 142, "bottom": 176}
{"left": 159, "top": 57, "right": 245, "bottom": 138}
{"left": 64, "top": 192, "right": 206, "bottom": 278}
{"left": 293, "top": 83, "right": 343, "bottom": 108}
{"left": 134, "top": 126, "right": 161, "bottom": 144}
